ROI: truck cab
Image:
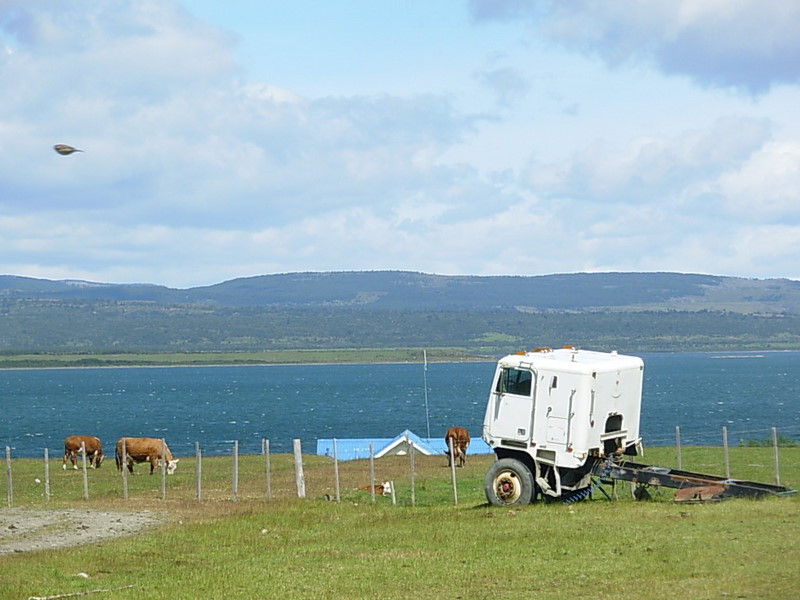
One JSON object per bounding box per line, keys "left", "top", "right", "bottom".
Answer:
{"left": 482, "top": 346, "right": 644, "bottom": 505}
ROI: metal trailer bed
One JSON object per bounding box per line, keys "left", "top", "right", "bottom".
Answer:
{"left": 589, "top": 458, "right": 797, "bottom": 502}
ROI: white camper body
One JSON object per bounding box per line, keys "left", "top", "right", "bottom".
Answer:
{"left": 482, "top": 347, "right": 644, "bottom": 502}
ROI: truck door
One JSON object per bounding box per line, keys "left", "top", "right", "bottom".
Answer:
{"left": 487, "top": 367, "right": 535, "bottom": 441}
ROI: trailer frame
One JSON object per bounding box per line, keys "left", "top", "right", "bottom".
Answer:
{"left": 588, "top": 456, "right": 797, "bottom": 502}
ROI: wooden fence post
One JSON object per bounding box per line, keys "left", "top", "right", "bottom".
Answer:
{"left": 408, "top": 434, "right": 416, "bottom": 507}
{"left": 5, "top": 446, "right": 12, "bottom": 508}
{"left": 232, "top": 440, "right": 239, "bottom": 503}
{"left": 369, "top": 442, "right": 376, "bottom": 503}
{"left": 722, "top": 426, "right": 730, "bottom": 479}
{"left": 195, "top": 442, "right": 202, "bottom": 502}
{"left": 675, "top": 426, "right": 682, "bottom": 470}
{"left": 121, "top": 439, "right": 128, "bottom": 499}
{"left": 263, "top": 439, "right": 272, "bottom": 500}
{"left": 772, "top": 427, "right": 781, "bottom": 486}
{"left": 81, "top": 441, "right": 89, "bottom": 500}
{"left": 293, "top": 439, "right": 305, "bottom": 498}
{"left": 448, "top": 437, "right": 458, "bottom": 505}
{"left": 333, "top": 438, "right": 340, "bottom": 502}
{"left": 43, "top": 448, "right": 51, "bottom": 502}
{"left": 160, "top": 438, "right": 166, "bottom": 501}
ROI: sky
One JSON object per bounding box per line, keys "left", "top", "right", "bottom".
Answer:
{"left": 1, "top": 0, "right": 799, "bottom": 288}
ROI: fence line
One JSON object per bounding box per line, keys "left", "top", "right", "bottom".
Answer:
{"left": 3, "top": 426, "right": 797, "bottom": 507}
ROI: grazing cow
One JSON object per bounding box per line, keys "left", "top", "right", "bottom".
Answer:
{"left": 63, "top": 435, "right": 104, "bottom": 470}
{"left": 358, "top": 481, "right": 393, "bottom": 496}
{"left": 444, "top": 426, "right": 470, "bottom": 468}
{"left": 115, "top": 437, "right": 179, "bottom": 475}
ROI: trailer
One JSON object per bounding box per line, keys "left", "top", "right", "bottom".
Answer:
{"left": 481, "top": 346, "right": 796, "bottom": 506}
{"left": 592, "top": 458, "right": 796, "bottom": 503}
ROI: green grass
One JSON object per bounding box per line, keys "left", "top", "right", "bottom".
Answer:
{"left": 2, "top": 447, "right": 798, "bottom": 600}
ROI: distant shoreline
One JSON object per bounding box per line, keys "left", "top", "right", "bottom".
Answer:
{"left": 0, "top": 348, "right": 795, "bottom": 370}
{"left": 0, "top": 348, "right": 492, "bottom": 370}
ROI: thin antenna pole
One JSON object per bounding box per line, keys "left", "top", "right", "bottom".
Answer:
{"left": 423, "top": 349, "right": 431, "bottom": 439}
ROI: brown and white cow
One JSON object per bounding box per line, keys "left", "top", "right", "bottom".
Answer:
{"left": 357, "top": 481, "right": 394, "bottom": 496}
{"left": 115, "top": 437, "right": 179, "bottom": 475}
{"left": 63, "top": 435, "right": 104, "bottom": 470}
{"left": 444, "top": 426, "right": 470, "bottom": 468}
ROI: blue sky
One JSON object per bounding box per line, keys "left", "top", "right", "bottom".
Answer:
{"left": 1, "top": 0, "right": 799, "bottom": 288}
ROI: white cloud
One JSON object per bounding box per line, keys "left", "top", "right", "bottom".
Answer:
{"left": 526, "top": 117, "right": 772, "bottom": 203}
{"left": 716, "top": 141, "right": 800, "bottom": 220}
{"left": 471, "top": 0, "right": 800, "bottom": 94}
{"left": 0, "top": 0, "right": 799, "bottom": 286}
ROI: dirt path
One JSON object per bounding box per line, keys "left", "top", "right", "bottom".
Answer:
{"left": 0, "top": 508, "right": 163, "bottom": 555}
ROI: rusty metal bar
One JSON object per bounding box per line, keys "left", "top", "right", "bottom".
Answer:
{"left": 592, "top": 458, "right": 796, "bottom": 501}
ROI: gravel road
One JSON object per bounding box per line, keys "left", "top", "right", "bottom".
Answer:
{"left": 0, "top": 508, "right": 163, "bottom": 555}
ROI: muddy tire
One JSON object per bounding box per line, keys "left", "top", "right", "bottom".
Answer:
{"left": 484, "top": 458, "right": 534, "bottom": 506}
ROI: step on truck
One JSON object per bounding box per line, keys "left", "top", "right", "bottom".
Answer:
{"left": 481, "top": 346, "right": 795, "bottom": 506}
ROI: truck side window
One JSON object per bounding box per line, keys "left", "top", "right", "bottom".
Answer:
{"left": 497, "top": 368, "right": 532, "bottom": 396}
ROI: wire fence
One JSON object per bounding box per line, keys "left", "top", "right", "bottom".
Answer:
{"left": 3, "top": 437, "right": 474, "bottom": 508}
{"left": 4, "top": 426, "right": 798, "bottom": 509}
{"left": 644, "top": 423, "right": 800, "bottom": 447}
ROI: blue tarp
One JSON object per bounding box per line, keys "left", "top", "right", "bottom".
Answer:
{"left": 316, "top": 429, "right": 492, "bottom": 461}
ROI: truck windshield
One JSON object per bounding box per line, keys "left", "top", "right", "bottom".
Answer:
{"left": 496, "top": 368, "right": 532, "bottom": 396}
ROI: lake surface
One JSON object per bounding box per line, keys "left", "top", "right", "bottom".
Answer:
{"left": 1, "top": 352, "right": 798, "bottom": 457}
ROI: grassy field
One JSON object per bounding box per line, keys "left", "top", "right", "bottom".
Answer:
{"left": 1, "top": 447, "right": 798, "bottom": 600}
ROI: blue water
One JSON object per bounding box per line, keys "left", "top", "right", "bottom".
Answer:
{"left": 1, "top": 352, "right": 798, "bottom": 457}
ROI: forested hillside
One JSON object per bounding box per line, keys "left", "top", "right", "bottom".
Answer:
{"left": 3, "top": 271, "right": 800, "bottom": 312}
{"left": 1, "top": 271, "right": 799, "bottom": 355}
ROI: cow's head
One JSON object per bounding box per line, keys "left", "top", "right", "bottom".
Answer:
{"left": 165, "top": 458, "right": 179, "bottom": 474}
{"left": 380, "top": 481, "right": 393, "bottom": 496}
{"left": 94, "top": 454, "right": 105, "bottom": 468}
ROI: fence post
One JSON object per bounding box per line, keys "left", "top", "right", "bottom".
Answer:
{"left": 81, "top": 441, "right": 89, "bottom": 500}
{"left": 44, "top": 448, "right": 51, "bottom": 502}
{"left": 263, "top": 439, "right": 272, "bottom": 500}
{"left": 369, "top": 442, "right": 376, "bottom": 503}
{"left": 675, "top": 426, "right": 682, "bottom": 470}
{"left": 121, "top": 438, "right": 128, "bottom": 500}
{"left": 5, "top": 446, "right": 12, "bottom": 508}
{"left": 722, "top": 426, "right": 730, "bottom": 479}
{"left": 293, "top": 439, "right": 305, "bottom": 498}
{"left": 448, "top": 437, "right": 458, "bottom": 505}
{"left": 408, "top": 434, "right": 416, "bottom": 507}
{"left": 333, "top": 438, "right": 340, "bottom": 502}
{"left": 772, "top": 427, "right": 781, "bottom": 486}
{"left": 232, "top": 440, "right": 239, "bottom": 503}
{"left": 160, "top": 438, "right": 166, "bottom": 501}
{"left": 195, "top": 442, "right": 202, "bottom": 502}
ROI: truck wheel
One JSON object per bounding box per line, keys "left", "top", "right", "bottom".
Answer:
{"left": 484, "top": 458, "right": 534, "bottom": 506}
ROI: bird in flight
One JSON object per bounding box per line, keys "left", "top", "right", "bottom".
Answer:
{"left": 53, "top": 144, "right": 84, "bottom": 155}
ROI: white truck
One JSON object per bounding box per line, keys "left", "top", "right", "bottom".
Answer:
{"left": 482, "top": 346, "right": 644, "bottom": 506}
{"left": 482, "top": 345, "right": 796, "bottom": 505}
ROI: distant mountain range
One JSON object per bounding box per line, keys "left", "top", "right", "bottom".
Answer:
{"left": 1, "top": 271, "right": 799, "bottom": 355}
{"left": 2, "top": 271, "right": 799, "bottom": 313}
